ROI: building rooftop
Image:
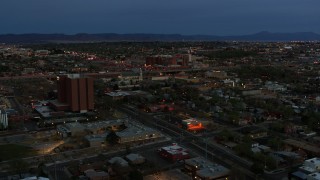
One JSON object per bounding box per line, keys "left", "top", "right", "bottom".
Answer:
{"left": 49, "top": 99, "right": 69, "bottom": 106}
{"left": 21, "top": 176, "right": 50, "bottom": 180}
{"left": 182, "top": 118, "right": 200, "bottom": 125}
{"left": 144, "top": 169, "right": 192, "bottom": 180}
{"left": 34, "top": 106, "right": 53, "bottom": 118}
{"left": 84, "top": 169, "right": 109, "bottom": 179}
{"left": 65, "top": 122, "right": 85, "bottom": 130}
{"left": 106, "top": 91, "right": 130, "bottom": 97}
{"left": 125, "top": 153, "right": 145, "bottom": 164}
{"left": 308, "top": 172, "right": 320, "bottom": 180}
{"left": 300, "top": 165, "right": 317, "bottom": 174}
{"left": 185, "top": 157, "right": 214, "bottom": 169}
{"left": 196, "top": 165, "right": 229, "bottom": 179}
{"left": 108, "top": 157, "right": 128, "bottom": 167}
{"left": 305, "top": 157, "right": 320, "bottom": 166}
{"left": 83, "top": 119, "right": 126, "bottom": 131}
{"left": 66, "top": 74, "right": 88, "bottom": 79}
{"left": 160, "top": 144, "right": 188, "bottom": 155}
{"left": 291, "top": 171, "right": 307, "bottom": 180}
{"left": 284, "top": 139, "right": 320, "bottom": 154}
{"left": 116, "top": 123, "right": 159, "bottom": 139}
{"left": 84, "top": 134, "right": 107, "bottom": 142}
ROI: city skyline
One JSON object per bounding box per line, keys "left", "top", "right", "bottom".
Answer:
{"left": 0, "top": 0, "right": 319, "bottom": 35}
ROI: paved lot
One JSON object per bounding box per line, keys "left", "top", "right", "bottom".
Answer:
{"left": 144, "top": 169, "right": 192, "bottom": 180}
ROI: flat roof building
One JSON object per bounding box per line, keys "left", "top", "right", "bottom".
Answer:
{"left": 196, "top": 166, "right": 229, "bottom": 180}
{"left": 125, "top": 153, "right": 145, "bottom": 165}
{"left": 284, "top": 139, "right": 320, "bottom": 156}
{"left": 308, "top": 172, "right": 320, "bottom": 180}
{"left": 185, "top": 157, "right": 230, "bottom": 180}
{"left": 158, "top": 144, "right": 190, "bottom": 162}
{"left": 116, "top": 124, "right": 161, "bottom": 143}
{"left": 291, "top": 157, "right": 320, "bottom": 179}
{"left": 300, "top": 157, "right": 320, "bottom": 174}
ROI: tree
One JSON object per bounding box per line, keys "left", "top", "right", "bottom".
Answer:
{"left": 9, "top": 159, "right": 29, "bottom": 179}
{"left": 265, "top": 156, "right": 277, "bottom": 170}
{"left": 129, "top": 170, "right": 143, "bottom": 180}
{"left": 229, "top": 167, "right": 246, "bottom": 180}
{"left": 268, "top": 137, "right": 283, "bottom": 151}
{"left": 37, "top": 162, "right": 48, "bottom": 177}
{"left": 113, "top": 84, "right": 119, "bottom": 91}
{"left": 106, "top": 130, "right": 120, "bottom": 145}
{"left": 126, "top": 144, "right": 132, "bottom": 154}
{"left": 0, "top": 123, "right": 4, "bottom": 130}
{"left": 250, "top": 162, "right": 264, "bottom": 175}
{"left": 234, "top": 142, "right": 252, "bottom": 158}
{"left": 97, "top": 153, "right": 107, "bottom": 161}
{"left": 218, "top": 129, "right": 235, "bottom": 142}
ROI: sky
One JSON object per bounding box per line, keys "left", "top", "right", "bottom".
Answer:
{"left": 0, "top": 0, "right": 319, "bottom": 35}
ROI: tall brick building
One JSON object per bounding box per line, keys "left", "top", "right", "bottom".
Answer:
{"left": 57, "top": 74, "right": 94, "bottom": 113}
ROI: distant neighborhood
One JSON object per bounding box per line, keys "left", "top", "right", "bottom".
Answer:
{"left": 0, "top": 41, "right": 319, "bottom": 180}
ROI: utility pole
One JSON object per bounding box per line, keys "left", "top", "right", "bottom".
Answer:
{"left": 55, "top": 161, "right": 57, "bottom": 180}
{"left": 205, "top": 130, "right": 208, "bottom": 160}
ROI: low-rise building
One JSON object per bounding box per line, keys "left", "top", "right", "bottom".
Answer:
{"left": 300, "top": 157, "right": 320, "bottom": 173}
{"left": 182, "top": 118, "right": 205, "bottom": 132}
{"left": 57, "top": 119, "right": 127, "bottom": 138}
{"left": 108, "top": 157, "right": 129, "bottom": 167}
{"left": 205, "top": 70, "right": 228, "bottom": 79}
{"left": 144, "top": 169, "right": 192, "bottom": 180}
{"left": 125, "top": 153, "right": 145, "bottom": 165}
{"left": 21, "top": 176, "right": 50, "bottom": 180}
{"left": 158, "top": 144, "right": 190, "bottom": 162}
{"left": 84, "top": 134, "right": 107, "bottom": 147}
{"left": 185, "top": 157, "right": 230, "bottom": 180}
{"left": 307, "top": 172, "right": 320, "bottom": 180}
{"left": 291, "top": 157, "right": 320, "bottom": 180}
{"left": 265, "top": 81, "right": 287, "bottom": 91}
{"left": 284, "top": 139, "right": 320, "bottom": 156}
{"left": 196, "top": 166, "right": 230, "bottom": 180}
{"left": 239, "top": 126, "right": 268, "bottom": 139}
{"left": 84, "top": 169, "right": 109, "bottom": 180}
{"left": 0, "top": 109, "right": 8, "bottom": 129}
{"left": 116, "top": 124, "right": 161, "bottom": 144}
{"left": 57, "top": 122, "right": 85, "bottom": 137}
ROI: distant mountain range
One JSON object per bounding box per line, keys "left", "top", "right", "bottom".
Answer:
{"left": 1, "top": 31, "right": 320, "bottom": 43}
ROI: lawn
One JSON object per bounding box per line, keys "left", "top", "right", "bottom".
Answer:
{"left": 0, "top": 144, "right": 37, "bottom": 161}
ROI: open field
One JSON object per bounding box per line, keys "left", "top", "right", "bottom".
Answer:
{"left": 0, "top": 144, "right": 37, "bottom": 161}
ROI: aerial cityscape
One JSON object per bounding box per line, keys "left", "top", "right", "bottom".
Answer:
{"left": 0, "top": 1, "right": 320, "bottom": 180}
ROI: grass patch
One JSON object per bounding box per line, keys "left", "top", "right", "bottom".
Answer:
{"left": 0, "top": 144, "right": 37, "bottom": 161}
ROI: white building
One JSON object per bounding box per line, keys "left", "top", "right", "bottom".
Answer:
{"left": 308, "top": 172, "right": 320, "bottom": 180}
{"left": 292, "top": 157, "right": 320, "bottom": 180}
{"left": 265, "top": 81, "right": 287, "bottom": 91}
{"left": 300, "top": 157, "right": 320, "bottom": 174}
{"left": 0, "top": 110, "right": 8, "bottom": 129}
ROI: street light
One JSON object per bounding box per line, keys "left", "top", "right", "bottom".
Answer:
{"left": 204, "top": 130, "right": 208, "bottom": 160}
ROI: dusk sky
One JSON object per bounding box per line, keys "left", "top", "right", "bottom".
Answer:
{"left": 0, "top": 0, "right": 319, "bottom": 35}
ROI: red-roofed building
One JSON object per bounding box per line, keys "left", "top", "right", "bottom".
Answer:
{"left": 158, "top": 143, "right": 190, "bottom": 162}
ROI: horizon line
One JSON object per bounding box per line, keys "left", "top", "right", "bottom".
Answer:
{"left": 0, "top": 31, "right": 319, "bottom": 36}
